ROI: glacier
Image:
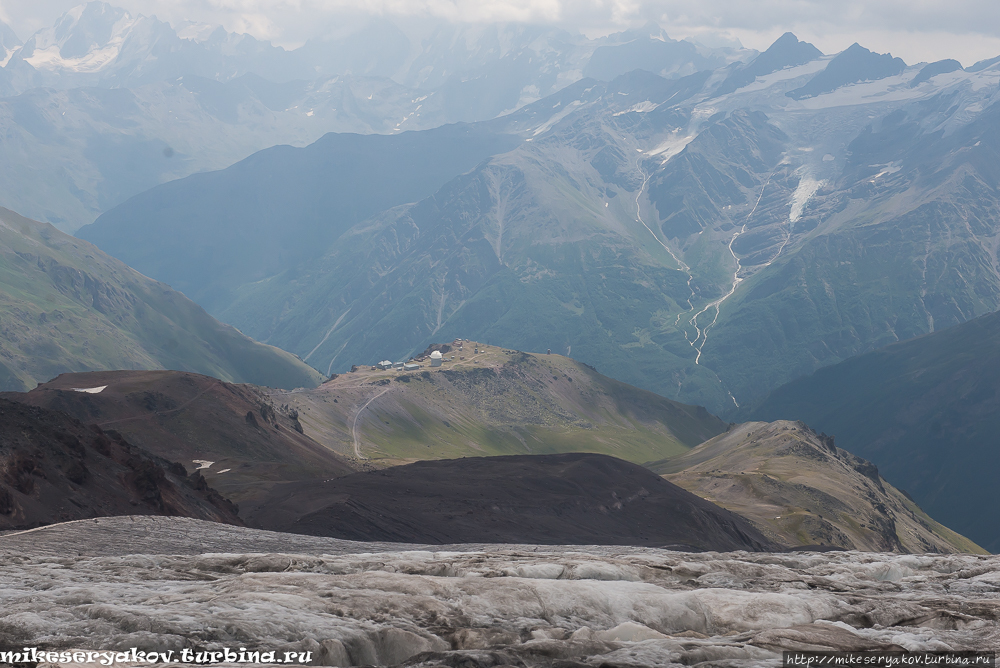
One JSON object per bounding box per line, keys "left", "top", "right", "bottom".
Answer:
{"left": 2, "top": 516, "right": 998, "bottom": 667}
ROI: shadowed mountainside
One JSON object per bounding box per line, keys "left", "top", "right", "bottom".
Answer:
{"left": 3, "top": 370, "right": 355, "bottom": 508}
{"left": 249, "top": 452, "right": 777, "bottom": 552}
{"left": 0, "top": 398, "right": 241, "bottom": 530}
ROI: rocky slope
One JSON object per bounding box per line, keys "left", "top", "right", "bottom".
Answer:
{"left": 3, "top": 516, "right": 999, "bottom": 665}
{"left": 653, "top": 421, "right": 984, "bottom": 554}
{"left": 0, "top": 207, "right": 323, "bottom": 392}
{"left": 0, "top": 399, "right": 240, "bottom": 530}
{"left": 268, "top": 345, "right": 726, "bottom": 466}
{"left": 751, "top": 310, "right": 1000, "bottom": 553}
{"left": 3, "top": 370, "right": 354, "bottom": 509}
{"left": 250, "top": 452, "right": 776, "bottom": 551}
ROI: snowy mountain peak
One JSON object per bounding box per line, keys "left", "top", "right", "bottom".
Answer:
{"left": 20, "top": 2, "right": 139, "bottom": 73}
{"left": 175, "top": 21, "right": 220, "bottom": 43}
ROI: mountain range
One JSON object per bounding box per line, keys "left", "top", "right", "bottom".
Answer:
{"left": 79, "top": 31, "right": 1000, "bottom": 420}
{"left": 2, "top": 2, "right": 1000, "bottom": 554}
{"left": 0, "top": 4, "right": 747, "bottom": 232}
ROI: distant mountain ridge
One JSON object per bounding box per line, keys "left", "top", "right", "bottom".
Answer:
{"left": 715, "top": 32, "right": 822, "bottom": 96}
{"left": 80, "top": 124, "right": 522, "bottom": 312}
{"left": 3, "top": 2, "right": 310, "bottom": 92}
{"left": 786, "top": 43, "right": 906, "bottom": 99}
{"left": 2, "top": 6, "right": 748, "bottom": 96}
{"left": 0, "top": 2, "right": 752, "bottom": 232}
{"left": 0, "top": 206, "right": 322, "bottom": 391}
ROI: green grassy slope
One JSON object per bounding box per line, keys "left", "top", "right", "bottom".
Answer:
{"left": 0, "top": 207, "right": 323, "bottom": 391}
{"left": 277, "top": 345, "right": 726, "bottom": 466}
{"left": 751, "top": 310, "right": 1000, "bottom": 552}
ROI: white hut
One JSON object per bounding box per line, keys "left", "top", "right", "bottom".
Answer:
{"left": 430, "top": 350, "right": 443, "bottom": 367}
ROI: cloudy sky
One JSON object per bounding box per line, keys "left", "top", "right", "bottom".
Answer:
{"left": 1, "top": 0, "right": 999, "bottom": 67}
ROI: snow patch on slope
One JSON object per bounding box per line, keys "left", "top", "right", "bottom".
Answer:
{"left": 532, "top": 99, "right": 584, "bottom": 136}
{"left": 649, "top": 131, "right": 696, "bottom": 163}
{"left": 70, "top": 385, "right": 107, "bottom": 394}
{"left": 789, "top": 176, "right": 824, "bottom": 224}
{"left": 613, "top": 100, "right": 659, "bottom": 116}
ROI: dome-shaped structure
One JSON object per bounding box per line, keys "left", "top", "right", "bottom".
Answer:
{"left": 430, "top": 351, "right": 443, "bottom": 360}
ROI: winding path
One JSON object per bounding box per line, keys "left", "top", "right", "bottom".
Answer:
{"left": 351, "top": 387, "right": 391, "bottom": 459}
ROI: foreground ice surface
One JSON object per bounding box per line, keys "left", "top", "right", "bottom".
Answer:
{"left": 2, "top": 517, "right": 998, "bottom": 667}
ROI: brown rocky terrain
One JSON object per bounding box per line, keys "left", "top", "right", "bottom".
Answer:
{"left": 3, "top": 370, "right": 356, "bottom": 509}
{"left": 653, "top": 421, "right": 984, "bottom": 554}
{"left": 0, "top": 398, "right": 240, "bottom": 530}
{"left": 2, "top": 368, "right": 982, "bottom": 555}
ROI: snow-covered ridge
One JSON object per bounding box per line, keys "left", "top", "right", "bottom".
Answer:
{"left": 21, "top": 3, "right": 137, "bottom": 73}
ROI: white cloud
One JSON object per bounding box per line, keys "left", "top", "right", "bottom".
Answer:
{"left": 1, "top": 0, "right": 998, "bottom": 65}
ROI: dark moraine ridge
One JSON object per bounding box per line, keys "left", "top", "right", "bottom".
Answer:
{"left": 248, "top": 453, "right": 778, "bottom": 552}
{"left": 0, "top": 398, "right": 241, "bottom": 530}
{"left": 3, "top": 370, "right": 356, "bottom": 509}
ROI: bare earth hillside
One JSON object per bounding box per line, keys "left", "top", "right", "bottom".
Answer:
{"left": 654, "top": 421, "right": 984, "bottom": 554}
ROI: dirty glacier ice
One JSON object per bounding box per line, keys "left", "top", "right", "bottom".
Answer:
{"left": 1, "top": 517, "right": 999, "bottom": 667}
